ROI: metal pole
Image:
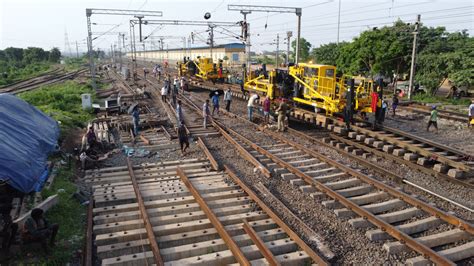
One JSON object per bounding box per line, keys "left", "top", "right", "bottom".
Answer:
{"left": 275, "top": 34, "right": 279, "bottom": 69}
{"left": 241, "top": 11, "right": 251, "bottom": 76}
{"left": 137, "top": 16, "right": 144, "bottom": 42}
{"left": 210, "top": 26, "right": 214, "bottom": 60}
{"left": 75, "top": 41, "right": 79, "bottom": 58}
{"left": 129, "top": 22, "right": 135, "bottom": 74}
{"left": 132, "top": 23, "right": 137, "bottom": 69}
{"left": 86, "top": 11, "right": 96, "bottom": 90}
{"left": 337, "top": 0, "right": 341, "bottom": 44}
{"left": 295, "top": 8, "right": 302, "bottom": 64}
{"left": 286, "top": 31, "right": 292, "bottom": 69}
{"left": 408, "top": 14, "right": 421, "bottom": 100}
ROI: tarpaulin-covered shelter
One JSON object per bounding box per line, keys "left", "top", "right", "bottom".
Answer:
{"left": 0, "top": 94, "right": 60, "bottom": 193}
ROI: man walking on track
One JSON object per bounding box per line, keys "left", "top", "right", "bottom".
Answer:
{"left": 275, "top": 98, "right": 288, "bottom": 132}
{"left": 224, "top": 88, "right": 232, "bottom": 112}
{"left": 203, "top": 99, "right": 211, "bottom": 129}
{"left": 427, "top": 105, "right": 438, "bottom": 133}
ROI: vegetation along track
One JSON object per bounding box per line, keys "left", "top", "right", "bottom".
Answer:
{"left": 178, "top": 90, "right": 474, "bottom": 265}
{"left": 0, "top": 68, "right": 87, "bottom": 95}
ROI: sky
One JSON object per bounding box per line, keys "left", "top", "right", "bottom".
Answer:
{"left": 0, "top": 0, "right": 473, "bottom": 55}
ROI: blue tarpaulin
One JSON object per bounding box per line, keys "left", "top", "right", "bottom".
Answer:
{"left": 0, "top": 94, "right": 60, "bottom": 193}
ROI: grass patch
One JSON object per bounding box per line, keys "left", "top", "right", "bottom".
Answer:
{"left": 0, "top": 62, "right": 53, "bottom": 86}
{"left": 18, "top": 81, "right": 96, "bottom": 138}
{"left": 64, "top": 57, "right": 88, "bottom": 72}
{"left": 412, "top": 93, "right": 471, "bottom": 106}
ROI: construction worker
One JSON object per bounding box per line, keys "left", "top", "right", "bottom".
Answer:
{"left": 180, "top": 77, "right": 187, "bottom": 94}
{"left": 275, "top": 98, "right": 288, "bottom": 132}
{"left": 427, "top": 106, "right": 438, "bottom": 133}
{"left": 176, "top": 100, "right": 184, "bottom": 126}
{"left": 143, "top": 67, "right": 148, "bottom": 80}
{"left": 203, "top": 99, "right": 211, "bottom": 129}
{"left": 161, "top": 85, "right": 168, "bottom": 102}
{"left": 132, "top": 106, "right": 140, "bottom": 137}
{"left": 247, "top": 93, "right": 260, "bottom": 121}
{"left": 177, "top": 123, "right": 189, "bottom": 155}
{"left": 211, "top": 91, "right": 220, "bottom": 116}
{"left": 263, "top": 95, "right": 271, "bottom": 125}
{"left": 22, "top": 208, "right": 59, "bottom": 253}
{"left": 224, "top": 88, "right": 232, "bottom": 112}
{"left": 468, "top": 100, "right": 474, "bottom": 128}
{"left": 392, "top": 94, "right": 399, "bottom": 116}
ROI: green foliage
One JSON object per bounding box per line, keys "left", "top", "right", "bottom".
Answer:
{"left": 0, "top": 47, "right": 62, "bottom": 86}
{"left": 18, "top": 81, "right": 95, "bottom": 136}
{"left": 291, "top": 37, "right": 312, "bottom": 62}
{"left": 49, "top": 48, "right": 61, "bottom": 63}
{"left": 64, "top": 57, "right": 87, "bottom": 71}
{"left": 309, "top": 20, "right": 473, "bottom": 94}
{"left": 412, "top": 93, "right": 471, "bottom": 105}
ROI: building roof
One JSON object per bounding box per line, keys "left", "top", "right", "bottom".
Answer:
{"left": 137, "top": 42, "right": 245, "bottom": 53}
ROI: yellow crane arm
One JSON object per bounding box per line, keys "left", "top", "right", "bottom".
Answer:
{"left": 290, "top": 73, "right": 338, "bottom": 111}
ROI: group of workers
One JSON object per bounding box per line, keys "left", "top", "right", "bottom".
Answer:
{"left": 0, "top": 207, "right": 59, "bottom": 256}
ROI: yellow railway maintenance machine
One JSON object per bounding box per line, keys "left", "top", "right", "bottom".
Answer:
{"left": 289, "top": 63, "right": 374, "bottom": 116}
{"left": 179, "top": 57, "right": 229, "bottom": 82}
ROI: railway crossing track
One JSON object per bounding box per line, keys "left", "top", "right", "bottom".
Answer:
{"left": 0, "top": 68, "right": 87, "bottom": 94}
{"left": 178, "top": 92, "right": 474, "bottom": 265}
{"left": 184, "top": 76, "right": 474, "bottom": 183}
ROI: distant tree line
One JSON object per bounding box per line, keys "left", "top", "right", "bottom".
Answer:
{"left": 307, "top": 20, "right": 473, "bottom": 94}
{"left": 0, "top": 47, "right": 61, "bottom": 85}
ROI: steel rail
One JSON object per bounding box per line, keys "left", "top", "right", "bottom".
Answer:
{"left": 242, "top": 218, "right": 281, "bottom": 266}
{"left": 260, "top": 128, "right": 474, "bottom": 234}
{"left": 224, "top": 125, "right": 456, "bottom": 265}
{"left": 126, "top": 157, "right": 164, "bottom": 265}
{"left": 176, "top": 167, "right": 251, "bottom": 266}
{"left": 224, "top": 166, "right": 330, "bottom": 265}
{"left": 328, "top": 133, "right": 474, "bottom": 189}
{"left": 84, "top": 196, "right": 94, "bottom": 266}
{"left": 178, "top": 95, "right": 271, "bottom": 178}
{"left": 197, "top": 137, "right": 220, "bottom": 170}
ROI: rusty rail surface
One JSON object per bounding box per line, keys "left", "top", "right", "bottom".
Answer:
{"left": 197, "top": 137, "right": 220, "bottom": 170}
{"left": 224, "top": 166, "right": 330, "bottom": 265}
{"left": 84, "top": 196, "right": 94, "bottom": 266}
{"left": 242, "top": 218, "right": 280, "bottom": 266}
{"left": 126, "top": 157, "right": 164, "bottom": 265}
{"left": 176, "top": 167, "right": 251, "bottom": 266}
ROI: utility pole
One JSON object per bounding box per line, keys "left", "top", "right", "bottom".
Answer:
{"left": 229, "top": 5, "right": 302, "bottom": 65}
{"left": 337, "top": 0, "right": 341, "bottom": 44}
{"left": 75, "top": 41, "right": 79, "bottom": 58}
{"left": 286, "top": 31, "right": 292, "bottom": 68}
{"left": 85, "top": 8, "right": 162, "bottom": 90}
{"left": 295, "top": 8, "right": 302, "bottom": 64}
{"left": 208, "top": 25, "right": 215, "bottom": 60}
{"left": 241, "top": 11, "right": 251, "bottom": 75}
{"left": 408, "top": 14, "right": 421, "bottom": 100}
{"left": 275, "top": 34, "right": 279, "bottom": 69}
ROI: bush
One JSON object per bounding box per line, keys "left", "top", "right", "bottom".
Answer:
{"left": 412, "top": 93, "right": 471, "bottom": 106}
{"left": 18, "top": 81, "right": 95, "bottom": 137}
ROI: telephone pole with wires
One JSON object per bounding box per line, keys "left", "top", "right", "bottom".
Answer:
{"left": 275, "top": 33, "right": 280, "bottom": 69}
{"left": 286, "top": 31, "right": 292, "bottom": 69}
{"left": 408, "top": 14, "right": 421, "bottom": 101}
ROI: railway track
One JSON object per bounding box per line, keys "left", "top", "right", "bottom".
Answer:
{"left": 178, "top": 93, "right": 474, "bottom": 265}
{"left": 400, "top": 103, "right": 469, "bottom": 123}
{"left": 185, "top": 76, "right": 474, "bottom": 182}
{"left": 85, "top": 68, "right": 332, "bottom": 265}
{"left": 0, "top": 68, "right": 87, "bottom": 94}
{"left": 84, "top": 129, "right": 328, "bottom": 265}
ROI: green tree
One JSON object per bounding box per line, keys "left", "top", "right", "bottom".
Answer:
{"left": 49, "top": 47, "right": 61, "bottom": 63}
{"left": 310, "top": 42, "right": 349, "bottom": 66}
{"left": 291, "top": 38, "right": 311, "bottom": 62}
{"left": 23, "top": 47, "right": 48, "bottom": 63}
